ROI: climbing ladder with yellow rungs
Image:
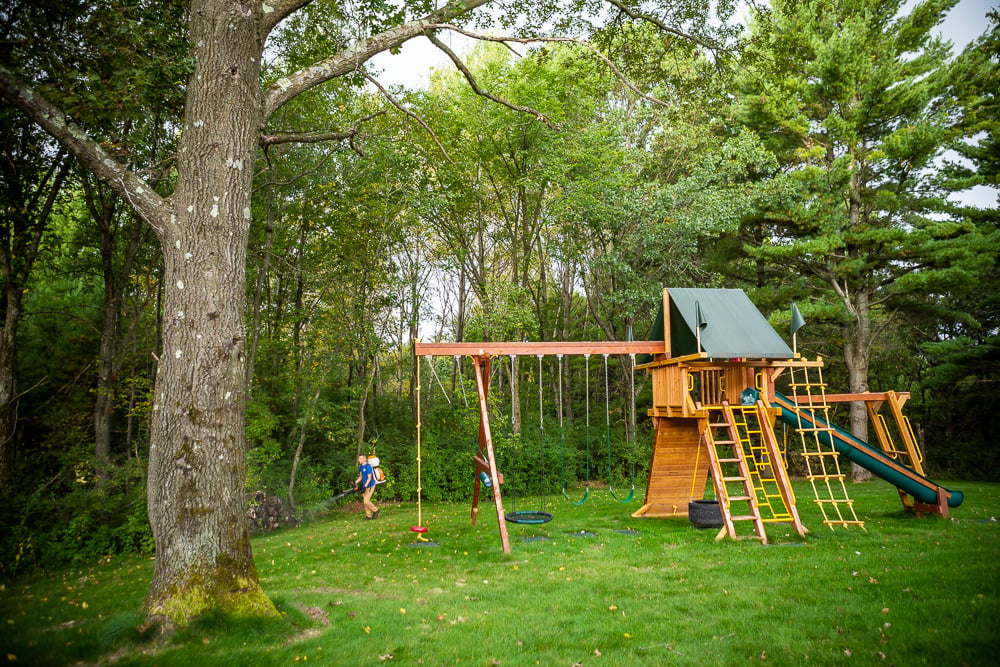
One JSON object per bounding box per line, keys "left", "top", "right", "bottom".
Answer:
{"left": 701, "top": 402, "right": 767, "bottom": 543}
{"left": 787, "top": 362, "right": 864, "bottom": 530}
{"left": 728, "top": 403, "right": 805, "bottom": 535}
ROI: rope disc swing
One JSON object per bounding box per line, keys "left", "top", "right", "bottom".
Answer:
{"left": 505, "top": 354, "right": 553, "bottom": 525}
{"left": 408, "top": 355, "right": 443, "bottom": 547}
{"left": 605, "top": 353, "right": 636, "bottom": 504}
{"left": 410, "top": 354, "right": 430, "bottom": 540}
{"left": 560, "top": 354, "right": 590, "bottom": 505}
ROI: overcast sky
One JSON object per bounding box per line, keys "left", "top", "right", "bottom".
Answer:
{"left": 373, "top": 0, "right": 997, "bottom": 88}
{"left": 371, "top": 0, "right": 997, "bottom": 206}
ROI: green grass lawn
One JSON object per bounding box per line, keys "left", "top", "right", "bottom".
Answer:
{"left": 3, "top": 480, "right": 998, "bottom": 666}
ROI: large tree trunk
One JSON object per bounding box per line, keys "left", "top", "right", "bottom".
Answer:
{"left": 0, "top": 284, "right": 21, "bottom": 491}
{"left": 85, "top": 175, "right": 148, "bottom": 476}
{"left": 0, "top": 0, "right": 501, "bottom": 628}
{"left": 842, "top": 160, "right": 874, "bottom": 483}
{"left": 142, "top": 0, "right": 275, "bottom": 625}
{"left": 94, "top": 292, "right": 120, "bottom": 473}
{"left": 843, "top": 289, "right": 874, "bottom": 483}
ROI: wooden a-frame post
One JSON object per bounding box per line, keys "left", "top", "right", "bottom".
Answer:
{"left": 469, "top": 354, "right": 511, "bottom": 553}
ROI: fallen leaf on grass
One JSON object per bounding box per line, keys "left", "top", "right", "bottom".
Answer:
{"left": 379, "top": 654, "right": 394, "bottom": 661}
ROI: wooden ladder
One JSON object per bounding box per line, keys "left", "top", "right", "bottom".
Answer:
{"left": 730, "top": 402, "right": 808, "bottom": 536}
{"left": 701, "top": 402, "right": 768, "bottom": 544}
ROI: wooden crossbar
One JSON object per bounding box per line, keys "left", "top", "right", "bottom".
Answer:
{"left": 414, "top": 341, "right": 664, "bottom": 357}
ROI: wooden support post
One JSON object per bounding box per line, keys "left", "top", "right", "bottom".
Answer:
{"left": 938, "top": 486, "right": 950, "bottom": 520}
{"left": 886, "top": 391, "right": 925, "bottom": 476}
{"left": 471, "top": 356, "right": 511, "bottom": 554}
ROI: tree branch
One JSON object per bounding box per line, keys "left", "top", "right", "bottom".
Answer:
{"left": 425, "top": 31, "right": 559, "bottom": 130}
{"left": 602, "top": 0, "right": 722, "bottom": 52}
{"left": 260, "top": 0, "right": 496, "bottom": 122}
{"left": 430, "top": 24, "right": 673, "bottom": 109}
{"left": 0, "top": 66, "right": 171, "bottom": 238}
{"left": 259, "top": 111, "right": 386, "bottom": 151}
{"left": 262, "top": 0, "right": 315, "bottom": 34}
{"left": 362, "top": 72, "right": 454, "bottom": 163}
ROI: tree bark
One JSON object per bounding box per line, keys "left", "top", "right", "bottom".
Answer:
{"left": 142, "top": 0, "right": 273, "bottom": 624}
{"left": 84, "top": 174, "right": 149, "bottom": 476}
{"left": 0, "top": 282, "right": 21, "bottom": 492}
{"left": 843, "top": 158, "right": 874, "bottom": 483}
{"left": 843, "top": 290, "right": 874, "bottom": 482}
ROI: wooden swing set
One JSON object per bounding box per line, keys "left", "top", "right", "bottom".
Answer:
{"left": 414, "top": 287, "right": 963, "bottom": 552}
{"left": 414, "top": 341, "right": 661, "bottom": 554}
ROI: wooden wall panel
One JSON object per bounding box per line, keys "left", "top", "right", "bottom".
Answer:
{"left": 634, "top": 417, "right": 709, "bottom": 518}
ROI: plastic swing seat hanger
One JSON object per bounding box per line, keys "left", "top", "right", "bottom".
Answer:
{"left": 561, "top": 354, "right": 590, "bottom": 506}
{"left": 604, "top": 353, "right": 636, "bottom": 504}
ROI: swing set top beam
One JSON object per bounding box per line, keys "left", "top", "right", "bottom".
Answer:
{"left": 414, "top": 341, "right": 665, "bottom": 357}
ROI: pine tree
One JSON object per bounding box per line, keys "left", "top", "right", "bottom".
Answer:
{"left": 733, "top": 0, "right": 972, "bottom": 478}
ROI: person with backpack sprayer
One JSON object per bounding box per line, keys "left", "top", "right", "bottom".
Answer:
{"left": 355, "top": 454, "right": 380, "bottom": 520}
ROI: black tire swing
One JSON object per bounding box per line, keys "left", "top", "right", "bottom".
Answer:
{"left": 505, "top": 354, "right": 553, "bottom": 525}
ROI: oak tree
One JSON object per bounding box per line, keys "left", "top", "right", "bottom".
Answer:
{"left": 0, "top": 0, "right": 733, "bottom": 626}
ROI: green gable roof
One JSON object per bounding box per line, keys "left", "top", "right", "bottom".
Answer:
{"left": 649, "top": 288, "right": 794, "bottom": 359}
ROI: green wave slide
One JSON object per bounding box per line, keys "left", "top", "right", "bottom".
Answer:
{"left": 767, "top": 391, "right": 964, "bottom": 509}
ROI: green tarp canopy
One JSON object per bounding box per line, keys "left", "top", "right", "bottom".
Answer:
{"left": 647, "top": 288, "right": 794, "bottom": 359}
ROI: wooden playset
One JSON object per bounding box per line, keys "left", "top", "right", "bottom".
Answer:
{"left": 414, "top": 287, "right": 963, "bottom": 551}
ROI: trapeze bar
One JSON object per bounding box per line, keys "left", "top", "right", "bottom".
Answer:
{"left": 414, "top": 341, "right": 665, "bottom": 357}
